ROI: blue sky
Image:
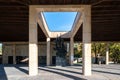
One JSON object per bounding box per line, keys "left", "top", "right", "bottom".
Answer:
{"left": 43, "top": 12, "right": 77, "bottom": 31}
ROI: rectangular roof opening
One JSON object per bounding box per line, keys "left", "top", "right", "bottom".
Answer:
{"left": 43, "top": 12, "right": 77, "bottom": 32}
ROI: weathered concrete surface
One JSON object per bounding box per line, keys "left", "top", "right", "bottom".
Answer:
{"left": 2, "top": 42, "right": 69, "bottom": 65}
{"left": 82, "top": 5, "right": 91, "bottom": 76}
{"left": 0, "top": 64, "right": 120, "bottom": 80}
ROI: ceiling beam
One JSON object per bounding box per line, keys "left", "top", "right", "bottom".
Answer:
{"left": 93, "top": 4, "right": 120, "bottom": 8}
{"left": 0, "top": 22, "right": 28, "bottom": 25}
{"left": 0, "top": 14, "right": 28, "bottom": 17}
{"left": 92, "top": 0, "right": 104, "bottom": 6}
{"left": 92, "top": 17, "right": 120, "bottom": 20}
{"left": 93, "top": 9, "right": 120, "bottom": 11}
{"left": 92, "top": 14, "right": 120, "bottom": 17}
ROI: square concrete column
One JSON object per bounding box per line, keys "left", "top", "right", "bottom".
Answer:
{"left": 69, "top": 38, "right": 74, "bottom": 66}
{"left": 29, "top": 24, "right": 38, "bottom": 76}
{"left": 29, "top": 6, "right": 38, "bottom": 76}
{"left": 46, "top": 38, "right": 51, "bottom": 66}
{"left": 82, "top": 5, "right": 91, "bottom": 76}
{"left": 106, "top": 43, "right": 109, "bottom": 65}
{"left": 13, "top": 44, "right": 16, "bottom": 64}
{"left": 2, "top": 44, "right": 8, "bottom": 64}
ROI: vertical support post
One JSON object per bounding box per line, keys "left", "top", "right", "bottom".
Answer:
{"left": 69, "top": 38, "right": 74, "bottom": 65}
{"left": 2, "top": 44, "right": 8, "bottom": 64}
{"left": 82, "top": 5, "right": 91, "bottom": 76}
{"left": 13, "top": 44, "right": 16, "bottom": 64}
{"left": 106, "top": 43, "right": 109, "bottom": 65}
{"left": 29, "top": 6, "right": 38, "bottom": 76}
{"left": 47, "top": 37, "right": 51, "bottom": 66}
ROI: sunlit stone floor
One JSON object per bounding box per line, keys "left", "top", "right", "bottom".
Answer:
{"left": 0, "top": 64, "right": 120, "bottom": 80}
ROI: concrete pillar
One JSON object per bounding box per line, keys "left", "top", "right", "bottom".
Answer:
{"left": 67, "top": 43, "right": 70, "bottom": 53}
{"left": 2, "top": 44, "right": 8, "bottom": 64}
{"left": 69, "top": 38, "right": 74, "bottom": 65}
{"left": 106, "top": 43, "right": 109, "bottom": 65}
{"left": 46, "top": 38, "right": 51, "bottom": 66}
{"left": 29, "top": 6, "right": 38, "bottom": 76}
{"left": 82, "top": 5, "right": 91, "bottom": 76}
{"left": 13, "top": 44, "right": 16, "bottom": 64}
{"left": 29, "top": 24, "right": 38, "bottom": 76}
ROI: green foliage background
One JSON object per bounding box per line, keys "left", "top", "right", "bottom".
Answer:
{"left": 74, "top": 43, "right": 120, "bottom": 64}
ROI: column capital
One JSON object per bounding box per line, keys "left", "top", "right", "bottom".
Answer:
{"left": 82, "top": 5, "right": 91, "bottom": 17}
{"left": 29, "top": 6, "right": 38, "bottom": 24}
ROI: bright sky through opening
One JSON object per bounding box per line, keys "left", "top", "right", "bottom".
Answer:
{"left": 43, "top": 12, "right": 77, "bottom": 32}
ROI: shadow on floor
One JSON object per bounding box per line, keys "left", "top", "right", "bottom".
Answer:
{"left": 45, "top": 67, "right": 82, "bottom": 75}
{"left": 66, "top": 65, "right": 120, "bottom": 76}
{"left": 102, "top": 67, "right": 120, "bottom": 71}
{"left": 0, "top": 64, "right": 8, "bottom": 80}
{"left": 92, "top": 69, "right": 120, "bottom": 75}
{"left": 65, "top": 66, "right": 82, "bottom": 70}
{"left": 93, "top": 66, "right": 120, "bottom": 71}
{"left": 38, "top": 68, "right": 86, "bottom": 80}
{"left": 14, "top": 65, "right": 28, "bottom": 74}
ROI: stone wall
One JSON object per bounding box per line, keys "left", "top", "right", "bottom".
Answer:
{"left": 2, "top": 42, "right": 47, "bottom": 64}
{"left": 2, "top": 44, "right": 13, "bottom": 64}
{"left": 2, "top": 42, "right": 70, "bottom": 65}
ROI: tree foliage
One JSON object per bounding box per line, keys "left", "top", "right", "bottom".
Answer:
{"left": 92, "top": 43, "right": 106, "bottom": 63}
{"left": 92, "top": 43, "right": 106, "bottom": 56}
{"left": 74, "top": 43, "right": 82, "bottom": 58}
{"left": 109, "top": 43, "right": 120, "bottom": 63}
{"left": 74, "top": 42, "right": 120, "bottom": 64}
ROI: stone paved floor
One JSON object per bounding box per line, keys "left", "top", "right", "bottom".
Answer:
{"left": 0, "top": 64, "right": 120, "bottom": 80}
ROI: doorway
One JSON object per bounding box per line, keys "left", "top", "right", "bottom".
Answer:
{"left": 8, "top": 56, "right": 13, "bottom": 64}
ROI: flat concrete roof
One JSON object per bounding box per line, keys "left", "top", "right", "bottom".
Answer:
{"left": 0, "top": 0, "right": 120, "bottom": 42}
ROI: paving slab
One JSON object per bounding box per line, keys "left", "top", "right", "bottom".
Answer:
{"left": 0, "top": 64, "right": 120, "bottom": 80}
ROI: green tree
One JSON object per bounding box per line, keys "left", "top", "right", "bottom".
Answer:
{"left": 74, "top": 42, "right": 120, "bottom": 64}
{"left": 109, "top": 43, "right": 120, "bottom": 63}
{"left": 92, "top": 43, "right": 106, "bottom": 64}
{"left": 74, "top": 43, "right": 82, "bottom": 58}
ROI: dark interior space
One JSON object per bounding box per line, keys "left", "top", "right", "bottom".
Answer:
{"left": 38, "top": 56, "right": 46, "bottom": 65}
{"left": 8, "top": 56, "right": 13, "bottom": 64}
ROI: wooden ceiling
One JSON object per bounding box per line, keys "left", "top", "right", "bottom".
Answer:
{"left": 0, "top": 0, "right": 120, "bottom": 42}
